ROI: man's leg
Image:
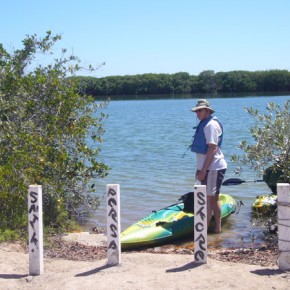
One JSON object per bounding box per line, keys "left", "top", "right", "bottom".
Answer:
{"left": 212, "top": 195, "right": 221, "bottom": 233}
{"left": 205, "top": 169, "right": 225, "bottom": 232}
{"left": 207, "top": 196, "right": 213, "bottom": 229}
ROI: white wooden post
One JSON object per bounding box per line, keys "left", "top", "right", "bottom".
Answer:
{"left": 106, "top": 184, "right": 121, "bottom": 266}
{"left": 28, "top": 185, "right": 44, "bottom": 275}
{"left": 194, "top": 185, "right": 207, "bottom": 264}
{"left": 277, "top": 183, "right": 290, "bottom": 271}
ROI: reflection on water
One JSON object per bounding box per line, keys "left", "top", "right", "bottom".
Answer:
{"left": 82, "top": 94, "right": 288, "bottom": 249}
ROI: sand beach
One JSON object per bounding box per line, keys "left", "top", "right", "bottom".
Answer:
{"left": 0, "top": 232, "right": 289, "bottom": 290}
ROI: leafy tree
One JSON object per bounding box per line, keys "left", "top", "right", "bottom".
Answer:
{"left": 263, "top": 70, "right": 290, "bottom": 92}
{"left": 0, "top": 32, "right": 109, "bottom": 238}
{"left": 215, "top": 71, "right": 256, "bottom": 93}
{"left": 197, "top": 70, "right": 217, "bottom": 93}
{"left": 231, "top": 100, "right": 290, "bottom": 188}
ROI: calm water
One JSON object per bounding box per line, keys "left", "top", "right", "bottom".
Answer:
{"left": 85, "top": 94, "right": 289, "bottom": 249}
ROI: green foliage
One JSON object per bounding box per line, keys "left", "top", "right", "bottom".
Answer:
{"left": 0, "top": 31, "right": 109, "bottom": 237}
{"left": 74, "top": 70, "right": 290, "bottom": 97}
{"left": 231, "top": 100, "right": 290, "bottom": 183}
{"left": 0, "top": 229, "right": 21, "bottom": 242}
{"left": 215, "top": 70, "right": 257, "bottom": 92}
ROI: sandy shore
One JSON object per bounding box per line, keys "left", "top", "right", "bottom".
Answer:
{"left": 1, "top": 233, "right": 289, "bottom": 290}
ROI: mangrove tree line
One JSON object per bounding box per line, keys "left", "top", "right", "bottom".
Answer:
{"left": 74, "top": 70, "right": 290, "bottom": 98}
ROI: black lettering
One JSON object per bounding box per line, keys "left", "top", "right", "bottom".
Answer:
{"left": 110, "top": 224, "right": 118, "bottom": 238}
{"left": 108, "top": 188, "right": 116, "bottom": 197}
{"left": 108, "top": 208, "right": 117, "bottom": 223}
{"left": 29, "top": 214, "right": 39, "bottom": 231}
{"left": 108, "top": 240, "right": 117, "bottom": 250}
{"left": 195, "top": 206, "right": 206, "bottom": 221}
{"left": 28, "top": 204, "right": 39, "bottom": 213}
{"left": 197, "top": 191, "right": 205, "bottom": 205}
{"left": 195, "top": 233, "right": 206, "bottom": 251}
{"left": 30, "top": 191, "right": 38, "bottom": 203}
{"left": 30, "top": 232, "right": 38, "bottom": 248}
{"left": 195, "top": 222, "right": 204, "bottom": 232}
{"left": 194, "top": 250, "right": 204, "bottom": 261}
{"left": 107, "top": 186, "right": 120, "bottom": 257}
{"left": 108, "top": 197, "right": 117, "bottom": 207}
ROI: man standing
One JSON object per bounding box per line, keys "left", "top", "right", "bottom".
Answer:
{"left": 190, "top": 99, "right": 227, "bottom": 233}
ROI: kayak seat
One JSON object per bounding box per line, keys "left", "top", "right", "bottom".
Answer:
{"left": 179, "top": 192, "right": 195, "bottom": 213}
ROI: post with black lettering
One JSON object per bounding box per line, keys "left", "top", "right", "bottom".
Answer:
{"left": 194, "top": 185, "right": 207, "bottom": 264}
{"left": 28, "top": 185, "right": 44, "bottom": 275}
{"left": 277, "top": 183, "right": 290, "bottom": 271}
{"left": 106, "top": 184, "right": 121, "bottom": 266}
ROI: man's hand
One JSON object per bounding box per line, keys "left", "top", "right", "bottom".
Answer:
{"left": 196, "top": 170, "right": 207, "bottom": 181}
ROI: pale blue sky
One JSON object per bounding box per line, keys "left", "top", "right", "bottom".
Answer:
{"left": 1, "top": 0, "right": 290, "bottom": 77}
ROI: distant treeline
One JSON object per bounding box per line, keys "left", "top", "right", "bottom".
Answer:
{"left": 72, "top": 70, "right": 290, "bottom": 98}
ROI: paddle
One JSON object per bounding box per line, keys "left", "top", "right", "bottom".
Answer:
{"left": 222, "top": 178, "right": 264, "bottom": 186}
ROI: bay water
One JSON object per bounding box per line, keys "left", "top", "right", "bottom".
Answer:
{"left": 86, "top": 94, "right": 289, "bottom": 249}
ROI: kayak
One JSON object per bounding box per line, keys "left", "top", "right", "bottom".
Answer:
{"left": 252, "top": 194, "right": 277, "bottom": 214}
{"left": 121, "top": 193, "right": 237, "bottom": 250}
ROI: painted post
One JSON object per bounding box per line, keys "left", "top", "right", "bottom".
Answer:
{"left": 28, "top": 185, "right": 44, "bottom": 275}
{"left": 106, "top": 184, "right": 121, "bottom": 266}
{"left": 194, "top": 184, "right": 207, "bottom": 264}
{"left": 277, "top": 183, "right": 290, "bottom": 271}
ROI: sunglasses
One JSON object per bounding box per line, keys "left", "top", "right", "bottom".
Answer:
{"left": 196, "top": 109, "right": 204, "bottom": 113}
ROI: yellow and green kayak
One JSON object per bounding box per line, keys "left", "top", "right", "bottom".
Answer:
{"left": 252, "top": 194, "right": 277, "bottom": 214}
{"left": 121, "top": 193, "right": 237, "bottom": 250}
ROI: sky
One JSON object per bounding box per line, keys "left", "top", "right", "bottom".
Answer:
{"left": 1, "top": 0, "right": 290, "bottom": 78}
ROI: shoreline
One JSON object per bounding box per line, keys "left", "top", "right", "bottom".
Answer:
{"left": 1, "top": 232, "right": 289, "bottom": 290}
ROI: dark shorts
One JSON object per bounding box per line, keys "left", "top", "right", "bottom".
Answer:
{"left": 201, "top": 169, "right": 226, "bottom": 196}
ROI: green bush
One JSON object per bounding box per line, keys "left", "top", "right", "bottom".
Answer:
{"left": 231, "top": 100, "right": 290, "bottom": 184}
{"left": 0, "top": 32, "right": 109, "bottom": 238}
